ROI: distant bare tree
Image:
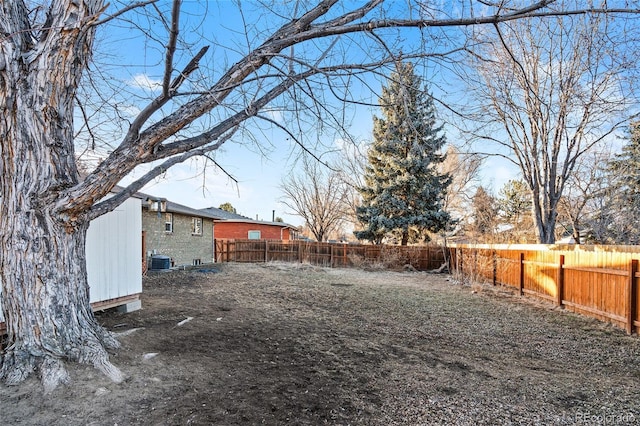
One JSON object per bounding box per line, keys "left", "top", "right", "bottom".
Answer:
{"left": 439, "top": 145, "right": 483, "bottom": 238}
{"left": 557, "top": 149, "right": 613, "bottom": 243}
{"left": 569, "top": 123, "right": 640, "bottom": 244}
{"left": 280, "top": 160, "right": 348, "bottom": 242}
{"left": 333, "top": 139, "right": 369, "bottom": 236}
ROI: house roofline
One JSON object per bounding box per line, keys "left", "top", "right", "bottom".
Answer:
{"left": 113, "top": 187, "right": 298, "bottom": 228}
{"left": 214, "top": 218, "right": 298, "bottom": 229}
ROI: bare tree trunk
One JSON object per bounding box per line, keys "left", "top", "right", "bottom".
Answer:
{"left": 0, "top": 102, "right": 123, "bottom": 392}
{"left": 532, "top": 196, "right": 559, "bottom": 244}
{"left": 0, "top": 213, "right": 123, "bottom": 393}
{"left": 0, "top": 86, "right": 123, "bottom": 392}
{"left": 0, "top": 0, "right": 122, "bottom": 392}
{"left": 466, "top": 12, "right": 635, "bottom": 244}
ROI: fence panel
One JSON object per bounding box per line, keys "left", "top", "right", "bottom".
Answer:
{"left": 523, "top": 249, "right": 558, "bottom": 301}
{"left": 214, "top": 239, "right": 444, "bottom": 270}
{"left": 495, "top": 248, "right": 521, "bottom": 289}
{"left": 264, "top": 240, "right": 298, "bottom": 263}
{"left": 561, "top": 250, "right": 631, "bottom": 328}
{"left": 449, "top": 244, "right": 640, "bottom": 334}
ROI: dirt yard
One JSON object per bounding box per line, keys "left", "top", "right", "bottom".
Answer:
{"left": 2, "top": 262, "right": 640, "bottom": 425}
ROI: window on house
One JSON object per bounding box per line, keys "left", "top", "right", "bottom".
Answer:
{"left": 248, "top": 230, "right": 261, "bottom": 240}
{"left": 192, "top": 217, "right": 203, "bottom": 235}
{"left": 164, "top": 213, "right": 173, "bottom": 233}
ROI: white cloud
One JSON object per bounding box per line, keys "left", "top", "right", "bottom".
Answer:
{"left": 334, "top": 137, "right": 369, "bottom": 160}
{"left": 128, "top": 74, "right": 162, "bottom": 92}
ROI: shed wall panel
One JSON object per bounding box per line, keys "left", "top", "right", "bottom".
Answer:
{"left": 86, "top": 197, "right": 142, "bottom": 303}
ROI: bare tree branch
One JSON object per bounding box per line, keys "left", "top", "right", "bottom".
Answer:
{"left": 93, "top": 1, "right": 158, "bottom": 27}
{"left": 50, "top": 1, "right": 640, "bottom": 218}
{"left": 90, "top": 127, "right": 239, "bottom": 219}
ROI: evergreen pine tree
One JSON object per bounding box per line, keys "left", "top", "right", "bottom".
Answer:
{"left": 498, "top": 179, "right": 532, "bottom": 226}
{"left": 605, "top": 122, "right": 640, "bottom": 244}
{"left": 355, "top": 62, "right": 451, "bottom": 245}
{"left": 471, "top": 186, "right": 498, "bottom": 239}
{"left": 497, "top": 179, "right": 535, "bottom": 242}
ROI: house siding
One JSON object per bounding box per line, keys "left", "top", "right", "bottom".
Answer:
{"left": 86, "top": 197, "right": 142, "bottom": 303}
{"left": 142, "top": 210, "right": 214, "bottom": 266}
{"left": 214, "top": 222, "right": 291, "bottom": 240}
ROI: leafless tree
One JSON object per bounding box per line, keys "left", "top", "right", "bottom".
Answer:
{"left": 556, "top": 149, "right": 613, "bottom": 243}
{"left": 462, "top": 3, "right": 639, "bottom": 243}
{"left": 469, "top": 186, "right": 499, "bottom": 241}
{"left": 439, "top": 145, "right": 483, "bottom": 238}
{"left": 280, "top": 159, "right": 348, "bottom": 242}
{"left": 333, "top": 139, "right": 369, "bottom": 236}
{"left": 2, "top": 0, "right": 639, "bottom": 391}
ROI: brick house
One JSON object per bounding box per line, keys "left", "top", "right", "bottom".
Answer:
{"left": 142, "top": 196, "right": 221, "bottom": 267}
{"left": 199, "top": 207, "right": 299, "bottom": 240}
{"left": 141, "top": 196, "right": 299, "bottom": 268}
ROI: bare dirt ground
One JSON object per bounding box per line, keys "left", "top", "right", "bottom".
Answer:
{"left": 2, "top": 262, "right": 640, "bottom": 425}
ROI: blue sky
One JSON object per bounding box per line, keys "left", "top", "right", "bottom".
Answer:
{"left": 91, "top": 1, "right": 522, "bottom": 227}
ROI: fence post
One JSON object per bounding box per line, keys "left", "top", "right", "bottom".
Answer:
{"left": 451, "top": 247, "right": 456, "bottom": 274}
{"left": 626, "top": 259, "right": 638, "bottom": 335}
{"left": 519, "top": 253, "right": 525, "bottom": 296}
{"left": 226, "top": 239, "right": 230, "bottom": 262}
{"left": 556, "top": 255, "right": 565, "bottom": 307}
{"left": 330, "top": 244, "right": 334, "bottom": 268}
{"left": 264, "top": 240, "right": 269, "bottom": 263}
{"left": 343, "top": 243, "right": 347, "bottom": 267}
{"left": 492, "top": 250, "right": 497, "bottom": 286}
{"left": 473, "top": 250, "right": 478, "bottom": 279}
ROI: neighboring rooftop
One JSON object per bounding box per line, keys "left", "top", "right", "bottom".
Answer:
{"left": 134, "top": 191, "right": 298, "bottom": 228}
{"left": 138, "top": 192, "right": 223, "bottom": 220}
{"left": 199, "top": 206, "right": 252, "bottom": 220}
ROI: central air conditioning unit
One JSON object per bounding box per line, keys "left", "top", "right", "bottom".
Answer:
{"left": 150, "top": 255, "right": 171, "bottom": 270}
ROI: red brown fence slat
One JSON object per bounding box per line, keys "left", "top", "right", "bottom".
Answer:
{"left": 214, "top": 239, "right": 446, "bottom": 271}
{"left": 448, "top": 244, "right": 640, "bottom": 335}
{"left": 627, "top": 260, "right": 638, "bottom": 335}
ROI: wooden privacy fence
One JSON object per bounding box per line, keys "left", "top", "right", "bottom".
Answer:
{"left": 214, "top": 240, "right": 640, "bottom": 335}
{"left": 449, "top": 244, "right": 640, "bottom": 335}
{"left": 214, "top": 239, "right": 446, "bottom": 270}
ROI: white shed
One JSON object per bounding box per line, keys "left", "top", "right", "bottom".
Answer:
{"left": 0, "top": 196, "right": 142, "bottom": 325}
{"left": 86, "top": 196, "right": 142, "bottom": 311}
